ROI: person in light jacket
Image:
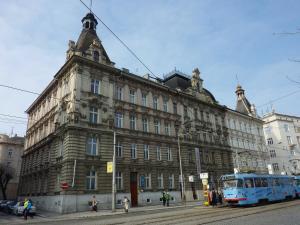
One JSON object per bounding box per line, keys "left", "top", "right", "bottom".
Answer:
{"left": 123, "top": 196, "right": 130, "bottom": 213}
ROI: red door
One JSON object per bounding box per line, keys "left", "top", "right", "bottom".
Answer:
{"left": 130, "top": 172, "right": 138, "bottom": 207}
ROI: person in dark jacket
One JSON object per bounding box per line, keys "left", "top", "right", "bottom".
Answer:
{"left": 162, "top": 191, "right": 166, "bottom": 206}
{"left": 211, "top": 189, "right": 217, "bottom": 207}
{"left": 218, "top": 191, "right": 223, "bottom": 205}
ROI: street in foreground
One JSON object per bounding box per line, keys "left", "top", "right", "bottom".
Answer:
{"left": 0, "top": 200, "right": 299, "bottom": 225}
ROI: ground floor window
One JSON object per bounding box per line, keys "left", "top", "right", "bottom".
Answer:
{"left": 168, "top": 174, "right": 174, "bottom": 189}
{"left": 86, "top": 170, "right": 96, "bottom": 190}
{"left": 116, "top": 171, "right": 123, "bottom": 190}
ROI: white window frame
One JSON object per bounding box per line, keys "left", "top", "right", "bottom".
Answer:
{"left": 167, "top": 146, "right": 172, "bottom": 161}
{"left": 144, "top": 144, "right": 149, "bottom": 160}
{"left": 165, "top": 123, "right": 170, "bottom": 136}
{"left": 116, "top": 86, "right": 123, "bottom": 100}
{"left": 86, "top": 170, "right": 96, "bottom": 190}
{"left": 287, "top": 136, "right": 292, "bottom": 145}
{"left": 87, "top": 136, "right": 98, "bottom": 155}
{"left": 163, "top": 99, "right": 168, "bottom": 112}
{"left": 156, "top": 146, "right": 161, "bottom": 161}
{"left": 129, "top": 89, "right": 135, "bottom": 104}
{"left": 153, "top": 97, "right": 158, "bottom": 110}
{"left": 91, "top": 79, "right": 100, "bottom": 94}
{"left": 130, "top": 114, "right": 136, "bottom": 130}
{"left": 89, "top": 107, "right": 98, "bottom": 124}
{"left": 131, "top": 143, "right": 137, "bottom": 159}
{"left": 158, "top": 173, "right": 163, "bottom": 189}
{"left": 116, "top": 141, "right": 123, "bottom": 157}
{"left": 116, "top": 171, "right": 123, "bottom": 190}
{"left": 115, "top": 112, "right": 123, "bottom": 128}
{"left": 145, "top": 173, "right": 151, "bottom": 189}
{"left": 168, "top": 174, "right": 174, "bottom": 189}
{"left": 154, "top": 119, "right": 160, "bottom": 134}
{"left": 142, "top": 118, "right": 148, "bottom": 132}
{"left": 142, "top": 93, "right": 147, "bottom": 107}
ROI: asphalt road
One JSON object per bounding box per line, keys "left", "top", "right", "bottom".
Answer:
{"left": 1, "top": 200, "right": 300, "bottom": 225}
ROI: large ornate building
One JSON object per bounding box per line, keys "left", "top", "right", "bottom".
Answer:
{"left": 225, "top": 85, "right": 269, "bottom": 174}
{"left": 263, "top": 112, "right": 300, "bottom": 175}
{"left": 0, "top": 134, "right": 24, "bottom": 199}
{"left": 18, "top": 12, "right": 233, "bottom": 213}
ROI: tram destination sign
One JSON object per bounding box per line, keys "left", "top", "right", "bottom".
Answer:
{"left": 200, "top": 173, "right": 208, "bottom": 179}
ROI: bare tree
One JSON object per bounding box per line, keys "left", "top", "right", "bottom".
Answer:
{"left": 0, "top": 164, "right": 14, "bottom": 200}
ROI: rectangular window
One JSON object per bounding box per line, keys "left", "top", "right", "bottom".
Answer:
{"left": 284, "top": 124, "right": 289, "bottom": 132}
{"left": 156, "top": 146, "right": 161, "bottom": 161}
{"left": 154, "top": 119, "right": 160, "bottom": 134}
{"left": 87, "top": 136, "right": 97, "bottom": 155}
{"left": 273, "top": 163, "right": 279, "bottom": 172}
{"left": 86, "top": 170, "right": 96, "bottom": 190}
{"left": 244, "top": 178, "right": 254, "bottom": 188}
{"left": 267, "top": 138, "right": 273, "bottom": 145}
{"left": 116, "top": 141, "right": 123, "bottom": 157}
{"left": 116, "top": 86, "right": 123, "bottom": 100}
{"left": 116, "top": 171, "right": 123, "bottom": 190}
{"left": 115, "top": 112, "right": 123, "bottom": 128}
{"left": 153, "top": 97, "right": 158, "bottom": 110}
{"left": 144, "top": 144, "right": 149, "bottom": 160}
{"left": 129, "top": 89, "right": 135, "bottom": 104}
{"left": 58, "top": 139, "right": 64, "bottom": 157}
{"left": 142, "top": 118, "right": 148, "bottom": 132}
{"left": 130, "top": 114, "right": 136, "bottom": 130}
{"left": 158, "top": 173, "right": 163, "bottom": 189}
{"left": 173, "top": 102, "right": 177, "bottom": 114}
{"left": 91, "top": 79, "right": 100, "bottom": 94}
{"left": 168, "top": 174, "right": 174, "bottom": 189}
{"left": 194, "top": 108, "right": 198, "bottom": 120}
{"left": 270, "top": 149, "right": 276, "bottom": 158}
{"left": 8, "top": 151, "right": 12, "bottom": 158}
{"left": 287, "top": 136, "right": 292, "bottom": 145}
{"left": 163, "top": 99, "right": 168, "bottom": 112}
{"left": 142, "top": 93, "right": 147, "bottom": 107}
{"left": 89, "top": 107, "right": 98, "bottom": 124}
{"left": 167, "top": 146, "right": 172, "bottom": 161}
{"left": 165, "top": 122, "right": 170, "bottom": 136}
{"left": 145, "top": 173, "right": 151, "bottom": 189}
{"left": 188, "top": 151, "right": 193, "bottom": 163}
{"left": 131, "top": 143, "right": 137, "bottom": 159}
{"left": 184, "top": 106, "right": 188, "bottom": 117}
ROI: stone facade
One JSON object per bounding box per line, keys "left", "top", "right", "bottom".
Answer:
{"left": 18, "top": 12, "right": 233, "bottom": 213}
{"left": 263, "top": 112, "right": 300, "bottom": 175}
{"left": 0, "top": 134, "right": 24, "bottom": 199}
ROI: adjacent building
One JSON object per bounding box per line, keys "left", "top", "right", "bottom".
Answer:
{"left": 0, "top": 134, "right": 24, "bottom": 199}
{"left": 18, "top": 12, "right": 233, "bottom": 213}
{"left": 225, "top": 85, "right": 269, "bottom": 173}
{"left": 263, "top": 112, "right": 300, "bottom": 175}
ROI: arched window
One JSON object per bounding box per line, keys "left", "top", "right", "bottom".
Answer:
{"left": 85, "top": 21, "right": 90, "bottom": 29}
{"left": 90, "top": 22, "right": 94, "bottom": 29}
{"left": 93, "top": 51, "right": 99, "bottom": 62}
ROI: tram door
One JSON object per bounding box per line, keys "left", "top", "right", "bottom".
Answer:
{"left": 130, "top": 172, "right": 138, "bottom": 207}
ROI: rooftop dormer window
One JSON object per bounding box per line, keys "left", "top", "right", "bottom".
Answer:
{"left": 85, "top": 21, "right": 90, "bottom": 29}
{"left": 93, "top": 51, "right": 99, "bottom": 61}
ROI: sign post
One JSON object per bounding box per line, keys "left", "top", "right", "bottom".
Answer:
{"left": 199, "top": 173, "right": 209, "bottom": 206}
{"left": 107, "top": 162, "right": 113, "bottom": 173}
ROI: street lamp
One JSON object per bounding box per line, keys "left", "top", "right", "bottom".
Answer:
{"left": 175, "top": 124, "right": 186, "bottom": 204}
{"left": 109, "top": 118, "right": 116, "bottom": 212}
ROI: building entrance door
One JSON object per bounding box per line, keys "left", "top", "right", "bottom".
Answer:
{"left": 130, "top": 172, "right": 138, "bottom": 207}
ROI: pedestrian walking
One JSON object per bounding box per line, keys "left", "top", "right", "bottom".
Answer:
{"left": 23, "top": 198, "right": 29, "bottom": 220}
{"left": 211, "top": 189, "right": 217, "bottom": 207}
{"left": 218, "top": 191, "right": 223, "bottom": 205}
{"left": 166, "top": 191, "right": 171, "bottom": 207}
{"left": 162, "top": 191, "right": 166, "bottom": 206}
{"left": 123, "top": 196, "right": 130, "bottom": 213}
{"left": 91, "top": 195, "right": 98, "bottom": 212}
{"left": 28, "top": 199, "right": 33, "bottom": 218}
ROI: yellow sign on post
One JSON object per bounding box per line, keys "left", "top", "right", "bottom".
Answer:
{"left": 107, "top": 162, "right": 113, "bottom": 173}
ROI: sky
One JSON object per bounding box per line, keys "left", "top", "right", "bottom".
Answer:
{"left": 0, "top": 0, "right": 300, "bottom": 136}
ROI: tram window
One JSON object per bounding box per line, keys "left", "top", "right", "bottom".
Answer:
{"left": 223, "top": 179, "right": 243, "bottom": 188}
{"left": 273, "top": 178, "right": 280, "bottom": 186}
{"left": 296, "top": 180, "right": 300, "bottom": 186}
{"left": 245, "top": 178, "right": 254, "bottom": 188}
{"left": 261, "top": 178, "right": 268, "bottom": 187}
{"left": 254, "top": 178, "right": 262, "bottom": 187}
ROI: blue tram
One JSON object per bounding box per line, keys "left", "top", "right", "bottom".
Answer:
{"left": 221, "top": 173, "right": 295, "bottom": 206}
{"left": 294, "top": 176, "right": 300, "bottom": 198}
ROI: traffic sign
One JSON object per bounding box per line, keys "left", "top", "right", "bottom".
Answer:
{"left": 61, "top": 182, "right": 69, "bottom": 190}
{"left": 107, "top": 162, "right": 113, "bottom": 173}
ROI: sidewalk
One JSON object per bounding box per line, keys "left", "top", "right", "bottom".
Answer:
{"left": 36, "top": 200, "right": 203, "bottom": 220}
